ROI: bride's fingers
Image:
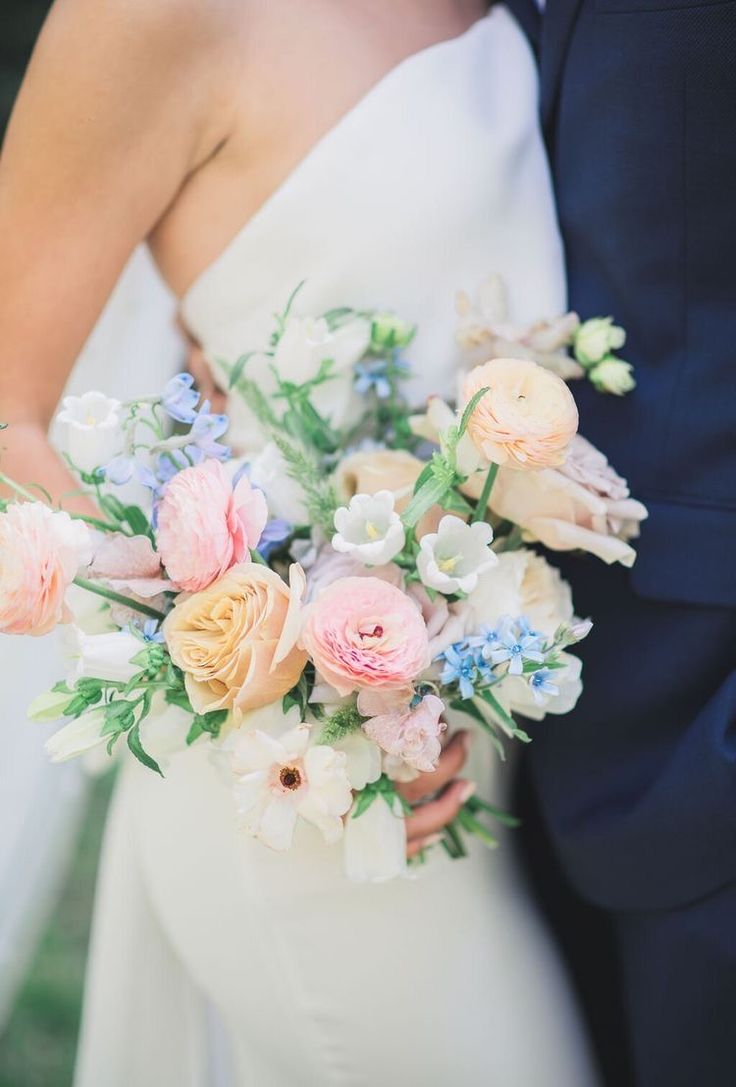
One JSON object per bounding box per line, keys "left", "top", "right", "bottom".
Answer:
{"left": 398, "top": 730, "right": 470, "bottom": 806}
{"left": 187, "top": 342, "right": 228, "bottom": 414}
{"left": 405, "top": 778, "right": 475, "bottom": 845}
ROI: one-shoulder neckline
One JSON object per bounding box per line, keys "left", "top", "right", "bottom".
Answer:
{"left": 180, "top": 8, "right": 496, "bottom": 315}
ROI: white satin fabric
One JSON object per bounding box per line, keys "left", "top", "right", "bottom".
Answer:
{"left": 0, "top": 249, "right": 181, "bottom": 1026}
{"left": 76, "top": 11, "right": 599, "bottom": 1085}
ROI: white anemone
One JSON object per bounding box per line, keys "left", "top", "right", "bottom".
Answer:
{"left": 417, "top": 514, "right": 497, "bottom": 595}
{"left": 231, "top": 723, "right": 353, "bottom": 851}
{"left": 332, "top": 491, "right": 405, "bottom": 565}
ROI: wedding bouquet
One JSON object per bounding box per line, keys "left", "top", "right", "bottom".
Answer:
{"left": 0, "top": 280, "right": 646, "bottom": 880}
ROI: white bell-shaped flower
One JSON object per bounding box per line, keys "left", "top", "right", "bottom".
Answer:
{"left": 332, "top": 490, "right": 405, "bottom": 566}
{"left": 417, "top": 514, "right": 497, "bottom": 595}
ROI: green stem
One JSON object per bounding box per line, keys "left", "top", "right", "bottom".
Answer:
{"left": 73, "top": 577, "right": 166, "bottom": 621}
{"left": 0, "top": 473, "right": 40, "bottom": 504}
{"left": 471, "top": 462, "right": 498, "bottom": 523}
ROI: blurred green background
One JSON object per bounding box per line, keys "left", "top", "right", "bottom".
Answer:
{"left": 0, "top": 10, "right": 112, "bottom": 1087}
{"left": 0, "top": 777, "right": 113, "bottom": 1087}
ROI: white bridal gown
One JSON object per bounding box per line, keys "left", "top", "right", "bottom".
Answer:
{"left": 75, "top": 11, "right": 599, "bottom": 1086}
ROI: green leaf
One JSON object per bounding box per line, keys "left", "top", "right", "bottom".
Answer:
{"left": 123, "top": 505, "right": 151, "bottom": 537}
{"left": 192, "top": 709, "right": 228, "bottom": 738}
{"left": 127, "top": 724, "right": 163, "bottom": 777}
{"left": 448, "top": 698, "right": 507, "bottom": 762}
{"left": 401, "top": 467, "right": 455, "bottom": 529}
{"left": 457, "top": 386, "right": 489, "bottom": 438}
{"left": 227, "top": 351, "right": 259, "bottom": 390}
{"left": 475, "top": 687, "right": 529, "bottom": 741}
{"left": 186, "top": 720, "right": 205, "bottom": 746}
{"left": 466, "top": 795, "right": 521, "bottom": 828}
{"left": 166, "top": 686, "right": 194, "bottom": 713}
{"left": 351, "top": 787, "right": 380, "bottom": 819}
{"left": 456, "top": 806, "right": 498, "bottom": 849}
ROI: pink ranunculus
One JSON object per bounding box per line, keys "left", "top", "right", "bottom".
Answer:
{"left": 88, "top": 532, "right": 172, "bottom": 625}
{"left": 0, "top": 503, "right": 92, "bottom": 636}
{"left": 156, "top": 460, "right": 268, "bottom": 592}
{"left": 363, "top": 694, "right": 446, "bottom": 773}
{"left": 301, "top": 577, "right": 429, "bottom": 697}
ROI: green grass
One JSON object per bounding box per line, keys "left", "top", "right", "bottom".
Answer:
{"left": 0, "top": 773, "right": 114, "bottom": 1087}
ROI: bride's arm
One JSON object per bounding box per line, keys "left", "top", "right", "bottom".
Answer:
{"left": 0, "top": 0, "right": 232, "bottom": 510}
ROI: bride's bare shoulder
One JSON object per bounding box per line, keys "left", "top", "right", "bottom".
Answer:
{"left": 21, "top": 0, "right": 242, "bottom": 164}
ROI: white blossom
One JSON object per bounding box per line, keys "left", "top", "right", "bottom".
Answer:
{"left": 230, "top": 721, "right": 353, "bottom": 851}
{"left": 46, "top": 707, "right": 107, "bottom": 762}
{"left": 417, "top": 515, "right": 497, "bottom": 595}
{"left": 574, "top": 317, "right": 626, "bottom": 366}
{"left": 589, "top": 358, "right": 636, "bottom": 396}
{"left": 66, "top": 627, "right": 143, "bottom": 686}
{"left": 343, "top": 792, "right": 407, "bottom": 882}
{"left": 332, "top": 491, "right": 405, "bottom": 565}
{"left": 56, "top": 391, "right": 124, "bottom": 474}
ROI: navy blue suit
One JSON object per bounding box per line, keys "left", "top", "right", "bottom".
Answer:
{"left": 505, "top": 1, "right": 736, "bottom": 1083}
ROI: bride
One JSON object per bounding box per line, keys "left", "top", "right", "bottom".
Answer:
{"left": 0, "top": 0, "right": 599, "bottom": 1083}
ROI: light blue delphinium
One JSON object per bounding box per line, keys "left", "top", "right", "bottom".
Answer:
{"left": 483, "top": 615, "right": 545, "bottom": 676}
{"left": 257, "top": 519, "right": 293, "bottom": 561}
{"left": 161, "top": 373, "right": 200, "bottom": 424}
{"left": 141, "top": 619, "right": 166, "bottom": 644}
{"left": 354, "top": 356, "right": 411, "bottom": 400}
{"left": 187, "top": 401, "right": 230, "bottom": 461}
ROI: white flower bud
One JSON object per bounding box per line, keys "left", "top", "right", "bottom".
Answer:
{"left": 574, "top": 318, "right": 626, "bottom": 367}
{"left": 589, "top": 358, "right": 636, "bottom": 396}
{"left": 56, "top": 391, "right": 124, "bottom": 474}
{"left": 370, "top": 313, "right": 416, "bottom": 352}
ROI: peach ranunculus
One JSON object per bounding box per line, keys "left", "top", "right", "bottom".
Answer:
{"left": 163, "top": 563, "right": 307, "bottom": 718}
{"left": 335, "top": 448, "right": 444, "bottom": 537}
{"left": 0, "top": 502, "right": 92, "bottom": 636}
{"left": 301, "top": 576, "right": 429, "bottom": 698}
{"left": 466, "top": 434, "right": 648, "bottom": 567}
{"left": 462, "top": 357, "right": 579, "bottom": 470}
{"left": 157, "top": 460, "right": 268, "bottom": 593}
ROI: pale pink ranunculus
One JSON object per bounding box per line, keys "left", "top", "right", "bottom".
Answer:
{"left": 156, "top": 460, "right": 268, "bottom": 592}
{"left": 363, "top": 693, "right": 446, "bottom": 773}
{"left": 0, "top": 503, "right": 92, "bottom": 636}
{"left": 467, "top": 434, "right": 648, "bottom": 567}
{"left": 301, "top": 577, "right": 429, "bottom": 697}
{"left": 462, "top": 357, "right": 579, "bottom": 470}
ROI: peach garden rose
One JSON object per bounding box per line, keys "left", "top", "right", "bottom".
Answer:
{"left": 164, "top": 563, "right": 307, "bottom": 718}
{"left": 0, "top": 502, "right": 92, "bottom": 636}
{"left": 301, "top": 576, "right": 430, "bottom": 698}
{"left": 157, "top": 459, "right": 268, "bottom": 593}
{"left": 462, "top": 357, "right": 579, "bottom": 470}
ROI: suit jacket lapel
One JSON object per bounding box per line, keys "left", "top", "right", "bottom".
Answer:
{"left": 540, "top": 0, "right": 586, "bottom": 130}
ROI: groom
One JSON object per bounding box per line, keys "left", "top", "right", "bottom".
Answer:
{"left": 504, "top": 1, "right": 736, "bottom": 1084}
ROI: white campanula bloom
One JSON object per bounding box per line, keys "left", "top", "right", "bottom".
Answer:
{"left": 56, "top": 391, "right": 124, "bottom": 474}
{"left": 45, "top": 707, "right": 107, "bottom": 763}
{"left": 417, "top": 514, "right": 497, "bottom": 595}
{"left": 231, "top": 720, "right": 353, "bottom": 851}
{"left": 344, "top": 790, "right": 407, "bottom": 883}
{"left": 66, "top": 627, "right": 144, "bottom": 686}
{"left": 332, "top": 490, "right": 405, "bottom": 566}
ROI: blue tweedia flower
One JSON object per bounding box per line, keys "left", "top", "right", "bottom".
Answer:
{"left": 529, "top": 669, "right": 560, "bottom": 705}
{"left": 438, "top": 641, "right": 483, "bottom": 700}
{"left": 484, "top": 615, "right": 545, "bottom": 676}
{"left": 141, "top": 619, "right": 166, "bottom": 644}
{"left": 102, "top": 453, "right": 136, "bottom": 486}
{"left": 468, "top": 623, "right": 499, "bottom": 654}
{"left": 354, "top": 356, "right": 411, "bottom": 400}
{"left": 257, "top": 519, "right": 293, "bottom": 561}
{"left": 161, "top": 373, "right": 200, "bottom": 424}
{"left": 187, "top": 401, "right": 230, "bottom": 461}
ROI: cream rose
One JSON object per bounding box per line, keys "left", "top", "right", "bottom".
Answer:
{"left": 164, "top": 563, "right": 307, "bottom": 718}
{"left": 462, "top": 357, "right": 579, "bottom": 470}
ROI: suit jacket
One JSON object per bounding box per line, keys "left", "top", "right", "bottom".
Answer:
{"left": 506, "top": 6, "right": 736, "bottom": 1080}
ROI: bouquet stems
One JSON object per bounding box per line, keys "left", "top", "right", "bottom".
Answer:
{"left": 470, "top": 462, "right": 498, "bottom": 523}
{"left": 73, "top": 576, "right": 166, "bottom": 622}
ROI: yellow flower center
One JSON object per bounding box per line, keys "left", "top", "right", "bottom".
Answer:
{"left": 439, "top": 554, "right": 459, "bottom": 573}
{"left": 365, "top": 522, "right": 380, "bottom": 540}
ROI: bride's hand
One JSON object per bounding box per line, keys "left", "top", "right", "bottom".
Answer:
{"left": 399, "top": 730, "right": 474, "bottom": 859}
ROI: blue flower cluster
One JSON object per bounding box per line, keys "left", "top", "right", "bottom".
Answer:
{"left": 437, "top": 616, "right": 547, "bottom": 699}
{"left": 103, "top": 373, "right": 230, "bottom": 494}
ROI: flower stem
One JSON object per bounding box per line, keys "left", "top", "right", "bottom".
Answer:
{"left": 73, "top": 577, "right": 167, "bottom": 621}
{"left": 0, "top": 472, "right": 42, "bottom": 504}
{"left": 470, "top": 462, "right": 498, "bottom": 523}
